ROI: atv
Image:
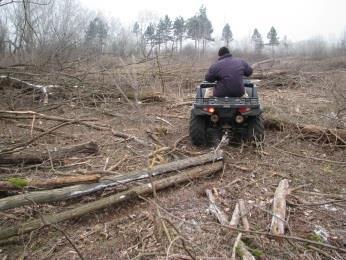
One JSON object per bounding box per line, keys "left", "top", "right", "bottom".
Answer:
{"left": 189, "top": 79, "right": 264, "bottom": 146}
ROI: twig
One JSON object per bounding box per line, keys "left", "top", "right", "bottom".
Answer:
{"left": 289, "top": 199, "right": 346, "bottom": 207}
{"left": 205, "top": 223, "right": 346, "bottom": 253}
{"left": 273, "top": 147, "right": 346, "bottom": 165}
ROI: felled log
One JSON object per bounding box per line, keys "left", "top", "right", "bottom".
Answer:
{"left": 0, "top": 161, "right": 223, "bottom": 241}
{"left": 270, "top": 179, "right": 289, "bottom": 235}
{"left": 0, "top": 151, "right": 223, "bottom": 211}
{"left": 0, "top": 175, "right": 101, "bottom": 191}
{"left": 205, "top": 189, "right": 229, "bottom": 225}
{"left": 264, "top": 117, "right": 346, "bottom": 145}
{"left": 0, "top": 141, "right": 99, "bottom": 165}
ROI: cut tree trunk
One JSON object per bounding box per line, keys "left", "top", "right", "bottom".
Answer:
{"left": 0, "top": 141, "right": 99, "bottom": 165}
{"left": 264, "top": 117, "right": 346, "bottom": 145}
{"left": 270, "top": 179, "right": 289, "bottom": 235}
{"left": 0, "top": 175, "right": 101, "bottom": 191}
{"left": 0, "top": 161, "right": 223, "bottom": 241}
{"left": 0, "top": 151, "right": 223, "bottom": 211}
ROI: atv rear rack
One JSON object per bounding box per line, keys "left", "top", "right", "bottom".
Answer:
{"left": 193, "top": 97, "right": 260, "bottom": 109}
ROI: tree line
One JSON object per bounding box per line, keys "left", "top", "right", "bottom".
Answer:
{"left": 0, "top": 0, "right": 345, "bottom": 62}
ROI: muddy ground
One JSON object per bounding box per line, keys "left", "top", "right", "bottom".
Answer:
{"left": 0, "top": 55, "right": 345, "bottom": 259}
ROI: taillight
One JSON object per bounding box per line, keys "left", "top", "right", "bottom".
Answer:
{"left": 203, "top": 107, "right": 215, "bottom": 113}
{"left": 238, "top": 107, "right": 251, "bottom": 113}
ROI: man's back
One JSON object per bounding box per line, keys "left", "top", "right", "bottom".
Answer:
{"left": 205, "top": 49, "right": 253, "bottom": 97}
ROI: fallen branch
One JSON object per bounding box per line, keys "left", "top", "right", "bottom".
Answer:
{"left": 270, "top": 179, "right": 289, "bottom": 235}
{"left": 207, "top": 223, "right": 346, "bottom": 253}
{"left": 237, "top": 241, "right": 256, "bottom": 260}
{"left": 0, "top": 175, "right": 101, "bottom": 191}
{"left": 230, "top": 203, "right": 241, "bottom": 227}
{"left": 111, "top": 129, "right": 153, "bottom": 147}
{"left": 238, "top": 199, "right": 250, "bottom": 231}
{"left": 273, "top": 147, "right": 346, "bottom": 165}
{"left": 0, "top": 161, "right": 223, "bottom": 241}
{"left": 205, "top": 189, "right": 229, "bottom": 225}
{"left": 0, "top": 75, "right": 51, "bottom": 104}
{"left": 0, "top": 141, "right": 99, "bottom": 165}
{"left": 264, "top": 117, "right": 346, "bottom": 145}
{"left": 0, "top": 111, "right": 109, "bottom": 131}
{"left": 0, "top": 151, "right": 223, "bottom": 211}
{"left": 231, "top": 233, "right": 242, "bottom": 260}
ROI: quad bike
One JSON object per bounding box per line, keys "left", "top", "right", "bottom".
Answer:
{"left": 189, "top": 79, "right": 264, "bottom": 146}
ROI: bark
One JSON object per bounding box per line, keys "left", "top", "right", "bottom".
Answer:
{"left": 0, "top": 151, "right": 223, "bottom": 211}
{"left": 270, "top": 179, "right": 289, "bottom": 235}
{"left": 205, "top": 189, "right": 229, "bottom": 225}
{"left": 264, "top": 117, "right": 346, "bottom": 145}
{"left": 0, "top": 141, "right": 99, "bottom": 165}
{"left": 0, "top": 175, "right": 101, "bottom": 191}
{"left": 0, "top": 161, "right": 223, "bottom": 241}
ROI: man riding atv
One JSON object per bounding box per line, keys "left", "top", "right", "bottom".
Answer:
{"left": 204, "top": 47, "right": 253, "bottom": 98}
{"left": 189, "top": 47, "right": 264, "bottom": 146}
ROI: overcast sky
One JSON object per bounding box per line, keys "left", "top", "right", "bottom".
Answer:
{"left": 80, "top": 0, "right": 346, "bottom": 42}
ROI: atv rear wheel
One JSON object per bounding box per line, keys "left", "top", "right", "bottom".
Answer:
{"left": 246, "top": 115, "right": 264, "bottom": 141}
{"left": 189, "top": 111, "right": 207, "bottom": 146}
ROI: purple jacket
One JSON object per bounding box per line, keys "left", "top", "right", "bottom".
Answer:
{"left": 205, "top": 54, "right": 253, "bottom": 97}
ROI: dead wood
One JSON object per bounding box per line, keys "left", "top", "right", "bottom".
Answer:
{"left": 0, "top": 75, "right": 50, "bottom": 103}
{"left": 264, "top": 117, "right": 346, "bottom": 145}
{"left": 231, "top": 233, "right": 242, "bottom": 260}
{"left": 111, "top": 129, "right": 153, "bottom": 147}
{"left": 208, "top": 222, "right": 346, "bottom": 253}
{"left": 237, "top": 241, "right": 256, "bottom": 260}
{"left": 16, "top": 124, "right": 72, "bottom": 138}
{"left": 251, "top": 70, "right": 290, "bottom": 80}
{"left": 230, "top": 203, "right": 241, "bottom": 227}
{"left": 0, "top": 141, "right": 99, "bottom": 165}
{"left": 205, "top": 189, "right": 229, "bottom": 225}
{"left": 0, "top": 111, "right": 109, "bottom": 131}
{"left": 0, "top": 151, "right": 223, "bottom": 211}
{"left": 0, "top": 174, "right": 101, "bottom": 191}
{"left": 270, "top": 179, "right": 289, "bottom": 235}
{"left": 0, "top": 161, "right": 223, "bottom": 241}
{"left": 238, "top": 199, "right": 250, "bottom": 231}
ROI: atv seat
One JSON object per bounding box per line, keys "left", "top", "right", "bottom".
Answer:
{"left": 197, "top": 80, "right": 258, "bottom": 98}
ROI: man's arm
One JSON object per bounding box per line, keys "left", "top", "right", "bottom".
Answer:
{"left": 205, "top": 64, "right": 218, "bottom": 82}
{"left": 242, "top": 60, "right": 253, "bottom": 77}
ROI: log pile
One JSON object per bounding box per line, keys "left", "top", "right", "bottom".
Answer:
{"left": 0, "top": 151, "right": 224, "bottom": 241}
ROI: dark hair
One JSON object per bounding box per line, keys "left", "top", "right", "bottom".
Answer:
{"left": 218, "top": 47, "right": 230, "bottom": 56}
